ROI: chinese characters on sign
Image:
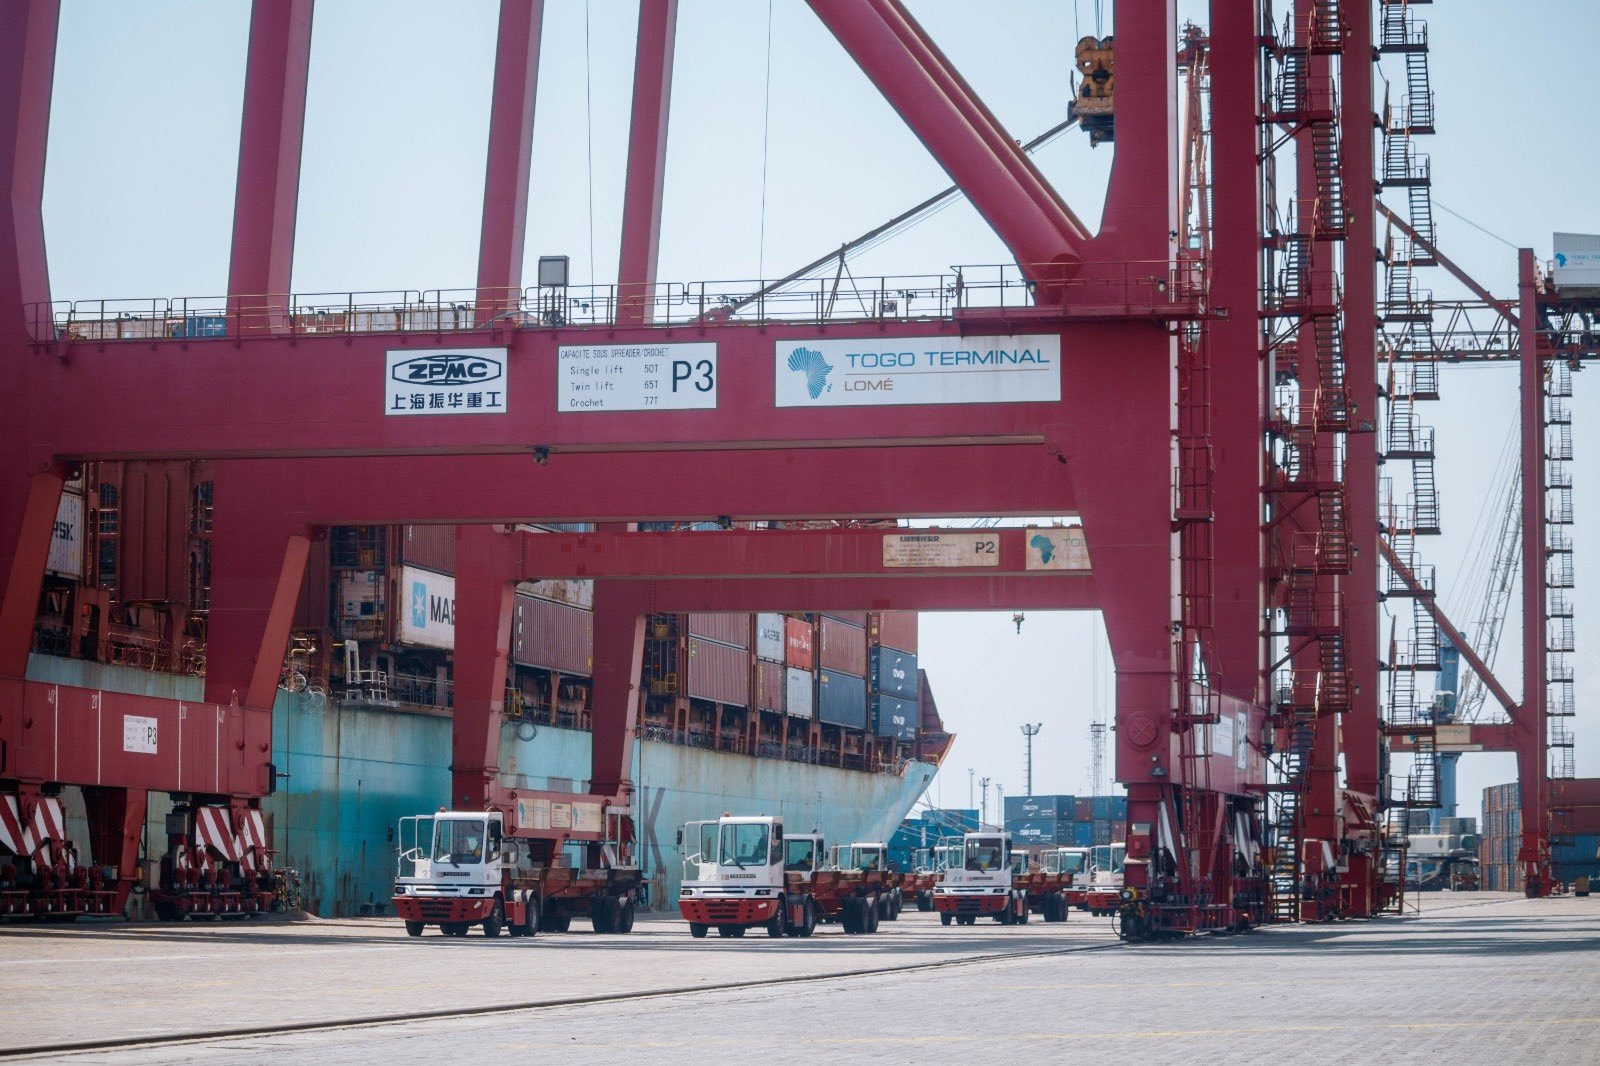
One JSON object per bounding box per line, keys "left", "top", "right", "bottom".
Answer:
{"left": 384, "top": 348, "right": 509, "bottom": 416}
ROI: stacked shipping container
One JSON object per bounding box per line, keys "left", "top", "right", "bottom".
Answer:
{"left": 1479, "top": 779, "right": 1600, "bottom": 891}
{"left": 1003, "top": 793, "right": 1128, "bottom": 847}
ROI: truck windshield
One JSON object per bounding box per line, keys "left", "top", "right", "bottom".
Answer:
{"left": 719, "top": 823, "right": 770, "bottom": 867}
{"left": 1049, "top": 851, "right": 1087, "bottom": 874}
{"left": 434, "top": 819, "right": 487, "bottom": 864}
{"left": 965, "top": 838, "right": 1005, "bottom": 871}
{"left": 784, "top": 838, "right": 817, "bottom": 872}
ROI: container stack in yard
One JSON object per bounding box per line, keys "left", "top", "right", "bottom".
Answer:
{"left": 1480, "top": 780, "right": 1600, "bottom": 891}
{"left": 1003, "top": 793, "right": 1128, "bottom": 848}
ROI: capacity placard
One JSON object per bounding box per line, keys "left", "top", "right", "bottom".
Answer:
{"left": 558, "top": 342, "right": 717, "bottom": 412}
{"left": 123, "top": 715, "right": 158, "bottom": 754}
{"left": 882, "top": 532, "right": 1000, "bottom": 568}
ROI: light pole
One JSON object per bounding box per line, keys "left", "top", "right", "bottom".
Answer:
{"left": 968, "top": 768, "right": 975, "bottom": 811}
{"left": 1021, "top": 723, "right": 1043, "bottom": 795}
{"left": 980, "top": 777, "right": 992, "bottom": 826}
{"left": 997, "top": 783, "right": 1005, "bottom": 823}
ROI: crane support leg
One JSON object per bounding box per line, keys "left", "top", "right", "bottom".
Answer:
{"left": 588, "top": 581, "right": 650, "bottom": 801}
{"left": 0, "top": 0, "right": 56, "bottom": 343}
{"left": 475, "top": 0, "right": 544, "bottom": 325}
{"left": 451, "top": 525, "right": 520, "bottom": 809}
{"left": 1516, "top": 248, "right": 1550, "bottom": 896}
{"left": 227, "top": 0, "right": 313, "bottom": 334}
{"left": 616, "top": 0, "right": 677, "bottom": 326}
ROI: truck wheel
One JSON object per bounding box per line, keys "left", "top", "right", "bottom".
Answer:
{"left": 517, "top": 893, "right": 540, "bottom": 937}
{"left": 840, "top": 898, "right": 860, "bottom": 934}
{"left": 863, "top": 897, "right": 881, "bottom": 934}
{"left": 613, "top": 895, "right": 635, "bottom": 934}
{"left": 717, "top": 925, "right": 746, "bottom": 938}
{"left": 1016, "top": 897, "right": 1030, "bottom": 925}
{"left": 940, "top": 912, "right": 953, "bottom": 926}
{"left": 689, "top": 922, "right": 709, "bottom": 939}
{"left": 766, "top": 910, "right": 785, "bottom": 938}
{"left": 890, "top": 888, "right": 903, "bottom": 920}
{"left": 483, "top": 900, "right": 505, "bottom": 937}
{"left": 917, "top": 891, "right": 933, "bottom": 912}
{"left": 404, "top": 920, "right": 424, "bottom": 937}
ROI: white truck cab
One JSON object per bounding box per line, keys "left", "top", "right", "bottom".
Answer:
{"left": 393, "top": 811, "right": 516, "bottom": 936}
{"left": 679, "top": 815, "right": 816, "bottom": 939}
{"left": 932, "top": 831, "right": 1030, "bottom": 926}
{"left": 1084, "top": 842, "right": 1127, "bottom": 915}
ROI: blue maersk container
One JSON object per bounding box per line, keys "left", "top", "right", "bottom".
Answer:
{"left": 817, "top": 670, "right": 867, "bottom": 729}
{"left": 1070, "top": 821, "right": 1094, "bottom": 846}
{"left": 869, "top": 646, "right": 918, "bottom": 699}
{"left": 871, "top": 692, "right": 918, "bottom": 740}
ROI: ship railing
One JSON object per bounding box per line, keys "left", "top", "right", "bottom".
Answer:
{"left": 31, "top": 260, "right": 1209, "bottom": 342}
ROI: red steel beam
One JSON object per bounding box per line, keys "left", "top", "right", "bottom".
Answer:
{"left": 226, "top": 0, "right": 314, "bottom": 334}
{"left": 1516, "top": 247, "right": 1549, "bottom": 894}
{"left": 0, "top": 470, "right": 64, "bottom": 678}
{"left": 616, "top": 0, "right": 677, "bottom": 326}
{"left": 452, "top": 525, "right": 520, "bottom": 809}
{"left": 806, "top": 0, "right": 1086, "bottom": 278}
{"left": 1206, "top": 0, "right": 1265, "bottom": 706}
{"left": 1341, "top": 0, "right": 1382, "bottom": 817}
{"left": 0, "top": 0, "right": 56, "bottom": 344}
{"left": 1376, "top": 202, "right": 1517, "bottom": 325}
{"left": 1376, "top": 536, "right": 1519, "bottom": 718}
{"left": 475, "top": 0, "right": 544, "bottom": 326}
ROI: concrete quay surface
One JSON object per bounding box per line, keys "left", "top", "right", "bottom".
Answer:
{"left": 0, "top": 892, "right": 1594, "bottom": 1063}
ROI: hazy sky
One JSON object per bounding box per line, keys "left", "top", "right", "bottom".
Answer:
{"left": 38, "top": 0, "right": 1600, "bottom": 820}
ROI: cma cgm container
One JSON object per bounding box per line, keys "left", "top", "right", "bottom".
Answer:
{"left": 869, "top": 646, "right": 918, "bottom": 700}
{"left": 1006, "top": 819, "right": 1061, "bottom": 846}
{"left": 868, "top": 611, "right": 918, "bottom": 654}
{"left": 687, "top": 613, "right": 748, "bottom": 648}
{"left": 511, "top": 594, "right": 594, "bottom": 676}
{"left": 1005, "top": 794, "right": 1074, "bottom": 821}
{"left": 871, "top": 693, "right": 918, "bottom": 741}
{"left": 819, "top": 616, "right": 868, "bottom": 675}
{"left": 753, "top": 660, "right": 785, "bottom": 713}
{"left": 817, "top": 670, "right": 867, "bottom": 729}
{"left": 685, "top": 637, "right": 749, "bottom": 706}
{"left": 754, "top": 613, "right": 785, "bottom": 663}
{"left": 785, "top": 667, "right": 814, "bottom": 719}
{"left": 784, "top": 617, "right": 815, "bottom": 669}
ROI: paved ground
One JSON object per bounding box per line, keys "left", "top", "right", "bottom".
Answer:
{"left": 2, "top": 892, "right": 1596, "bottom": 1063}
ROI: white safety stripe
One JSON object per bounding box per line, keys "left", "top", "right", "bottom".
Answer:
{"left": 27, "top": 797, "right": 64, "bottom": 866}
{"left": 194, "top": 807, "right": 242, "bottom": 863}
{"left": 0, "top": 797, "right": 24, "bottom": 856}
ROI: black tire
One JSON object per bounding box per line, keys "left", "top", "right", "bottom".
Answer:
{"left": 717, "top": 924, "right": 747, "bottom": 938}
{"left": 959, "top": 914, "right": 976, "bottom": 926}
{"left": 766, "top": 911, "right": 786, "bottom": 938}
{"left": 522, "top": 894, "right": 541, "bottom": 937}
{"left": 482, "top": 900, "right": 504, "bottom": 937}
{"left": 890, "top": 888, "right": 903, "bottom": 920}
{"left": 1016, "top": 897, "right": 1030, "bottom": 925}
{"left": 690, "top": 922, "right": 709, "bottom": 938}
{"left": 404, "top": 920, "right": 424, "bottom": 937}
{"left": 840, "top": 899, "right": 861, "bottom": 935}
{"left": 797, "top": 898, "right": 817, "bottom": 938}
{"left": 444, "top": 922, "right": 469, "bottom": 936}
{"left": 863, "top": 896, "right": 880, "bottom": 934}
{"left": 614, "top": 895, "right": 635, "bottom": 934}
{"left": 917, "top": 890, "right": 933, "bottom": 912}
{"left": 940, "top": 912, "right": 953, "bottom": 926}
{"left": 591, "top": 897, "right": 615, "bottom": 934}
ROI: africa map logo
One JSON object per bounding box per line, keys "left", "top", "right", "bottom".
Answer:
{"left": 1030, "top": 533, "right": 1056, "bottom": 564}
{"left": 786, "top": 346, "right": 834, "bottom": 399}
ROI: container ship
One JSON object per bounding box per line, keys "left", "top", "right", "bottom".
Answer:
{"left": 20, "top": 462, "right": 951, "bottom": 916}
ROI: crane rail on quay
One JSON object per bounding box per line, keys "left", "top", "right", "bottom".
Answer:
{"left": 0, "top": 0, "right": 1595, "bottom": 952}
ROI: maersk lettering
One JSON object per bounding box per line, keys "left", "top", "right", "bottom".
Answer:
{"left": 429, "top": 594, "right": 454, "bottom": 626}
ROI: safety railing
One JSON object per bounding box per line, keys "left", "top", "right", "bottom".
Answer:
{"left": 31, "top": 260, "right": 1209, "bottom": 343}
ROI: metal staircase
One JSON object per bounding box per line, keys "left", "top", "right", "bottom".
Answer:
{"left": 1544, "top": 363, "right": 1578, "bottom": 784}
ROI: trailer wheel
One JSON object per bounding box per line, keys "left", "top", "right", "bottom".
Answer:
{"left": 591, "top": 896, "right": 615, "bottom": 934}
{"left": 940, "top": 912, "right": 953, "bottom": 926}
{"left": 516, "top": 893, "right": 540, "bottom": 937}
{"left": 404, "top": 920, "right": 424, "bottom": 937}
{"left": 890, "top": 888, "right": 903, "bottom": 920}
{"left": 689, "top": 922, "right": 709, "bottom": 938}
{"left": 840, "top": 898, "right": 861, "bottom": 934}
{"left": 863, "top": 896, "right": 880, "bottom": 934}
{"left": 797, "top": 898, "right": 818, "bottom": 938}
{"left": 613, "top": 895, "right": 635, "bottom": 934}
{"left": 483, "top": 900, "right": 505, "bottom": 937}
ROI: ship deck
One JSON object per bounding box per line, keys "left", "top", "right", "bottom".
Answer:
{"left": 0, "top": 893, "right": 1595, "bottom": 1061}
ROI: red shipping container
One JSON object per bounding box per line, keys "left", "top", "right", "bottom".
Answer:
{"left": 868, "top": 611, "right": 919, "bottom": 654}
{"left": 111, "top": 460, "right": 198, "bottom": 603}
{"left": 819, "top": 616, "right": 867, "bottom": 675}
{"left": 512, "top": 595, "right": 594, "bottom": 676}
{"left": 1553, "top": 805, "right": 1600, "bottom": 836}
{"left": 1552, "top": 778, "right": 1600, "bottom": 808}
{"left": 753, "top": 660, "right": 785, "bottom": 713}
{"left": 1074, "top": 798, "right": 1094, "bottom": 821}
{"left": 685, "top": 637, "right": 749, "bottom": 706}
{"left": 687, "top": 613, "right": 749, "bottom": 648}
{"left": 823, "top": 611, "right": 868, "bottom": 626}
{"left": 784, "top": 617, "right": 814, "bottom": 670}
{"left": 395, "top": 524, "right": 455, "bottom": 573}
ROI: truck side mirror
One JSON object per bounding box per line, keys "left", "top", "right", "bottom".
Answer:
{"left": 675, "top": 828, "right": 684, "bottom": 847}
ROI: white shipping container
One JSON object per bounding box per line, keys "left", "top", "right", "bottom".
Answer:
{"left": 517, "top": 578, "right": 595, "bottom": 609}
{"left": 1553, "top": 232, "right": 1600, "bottom": 290}
{"left": 755, "top": 613, "right": 785, "bottom": 662}
{"left": 785, "top": 667, "right": 814, "bottom": 720}
{"left": 46, "top": 492, "right": 84, "bottom": 579}
{"left": 340, "top": 570, "right": 380, "bottom": 618}
{"left": 398, "top": 565, "right": 455, "bottom": 650}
